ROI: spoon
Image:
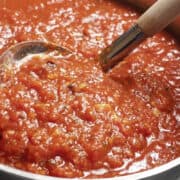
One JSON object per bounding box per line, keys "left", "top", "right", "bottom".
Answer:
{"left": 99, "top": 0, "right": 180, "bottom": 71}
{"left": 0, "top": 0, "right": 179, "bottom": 71}
{"left": 0, "top": 41, "right": 71, "bottom": 68}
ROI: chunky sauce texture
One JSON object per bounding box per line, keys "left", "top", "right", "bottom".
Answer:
{"left": 0, "top": 0, "right": 179, "bottom": 178}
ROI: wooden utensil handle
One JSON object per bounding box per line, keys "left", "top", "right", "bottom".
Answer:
{"left": 137, "top": 0, "right": 180, "bottom": 36}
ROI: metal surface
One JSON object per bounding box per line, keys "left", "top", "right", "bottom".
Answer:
{"left": 0, "top": 40, "right": 71, "bottom": 68}
{"left": 99, "top": 24, "right": 146, "bottom": 71}
{"left": 0, "top": 158, "right": 179, "bottom": 180}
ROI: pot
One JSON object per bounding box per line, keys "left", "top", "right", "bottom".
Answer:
{"left": 0, "top": 158, "right": 180, "bottom": 180}
{"left": 0, "top": 0, "right": 179, "bottom": 180}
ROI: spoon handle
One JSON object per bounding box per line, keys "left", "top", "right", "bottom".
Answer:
{"left": 99, "top": 0, "right": 180, "bottom": 71}
{"left": 137, "top": 0, "right": 180, "bottom": 36}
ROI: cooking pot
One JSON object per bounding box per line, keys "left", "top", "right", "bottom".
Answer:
{"left": 0, "top": 0, "right": 179, "bottom": 179}
{"left": 0, "top": 158, "right": 179, "bottom": 180}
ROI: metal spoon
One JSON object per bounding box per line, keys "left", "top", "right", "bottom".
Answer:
{"left": 0, "top": 0, "right": 179, "bottom": 71}
{"left": 0, "top": 41, "right": 71, "bottom": 68}
{"left": 99, "top": 0, "right": 180, "bottom": 71}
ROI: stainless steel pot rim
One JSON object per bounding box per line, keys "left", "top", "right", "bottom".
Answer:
{"left": 0, "top": 157, "right": 179, "bottom": 180}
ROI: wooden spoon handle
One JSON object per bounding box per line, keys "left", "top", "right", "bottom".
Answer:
{"left": 137, "top": 0, "right": 180, "bottom": 36}
{"left": 99, "top": 0, "right": 180, "bottom": 71}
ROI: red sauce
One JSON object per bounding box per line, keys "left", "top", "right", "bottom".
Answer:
{"left": 0, "top": 0, "right": 179, "bottom": 178}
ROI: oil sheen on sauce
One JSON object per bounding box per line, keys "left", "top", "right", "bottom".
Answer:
{"left": 0, "top": 0, "right": 179, "bottom": 178}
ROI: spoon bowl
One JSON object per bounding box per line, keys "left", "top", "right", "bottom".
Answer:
{"left": 0, "top": 41, "right": 72, "bottom": 68}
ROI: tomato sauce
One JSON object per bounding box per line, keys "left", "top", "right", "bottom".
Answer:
{"left": 0, "top": 0, "right": 179, "bottom": 178}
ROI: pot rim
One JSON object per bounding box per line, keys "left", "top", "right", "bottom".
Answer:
{"left": 0, "top": 157, "right": 179, "bottom": 180}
